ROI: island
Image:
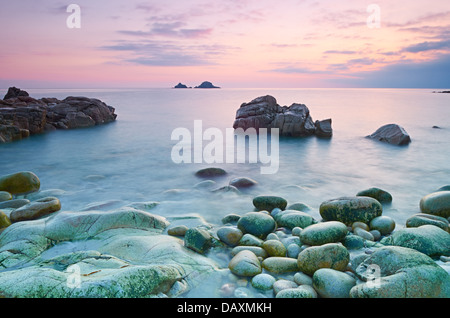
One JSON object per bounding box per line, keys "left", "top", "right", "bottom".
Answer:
{"left": 194, "top": 81, "right": 220, "bottom": 89}
{"left": 173, "top": 83, "right": 191, "bottom": 89}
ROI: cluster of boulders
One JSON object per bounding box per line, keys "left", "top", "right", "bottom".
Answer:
{"left": 0, "top": 87, "right": 117, "bottom": 143}
{"left": 0, "top": 169, "right": 449, "bottom": 298}
{"left": 233, "top": 95, "right": 332, "bottom": 138}
{"left": 173, "top": 81, "right": 220, "bottom": 89}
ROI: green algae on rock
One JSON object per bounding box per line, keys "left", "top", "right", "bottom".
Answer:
{"left": 320, "top": 196, "right": 383, "bottom": 225}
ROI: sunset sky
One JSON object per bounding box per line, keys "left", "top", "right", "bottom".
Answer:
{"left": 1, "top": 0, "right": 449, "bottom": 88}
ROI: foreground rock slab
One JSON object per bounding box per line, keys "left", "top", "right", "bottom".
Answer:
{"left": 0, "top": 208, "right": 219, "bottom": 297}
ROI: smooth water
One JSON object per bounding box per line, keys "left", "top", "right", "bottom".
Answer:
{"left": 1, "top": 88, "right": 449, "bottom": 227}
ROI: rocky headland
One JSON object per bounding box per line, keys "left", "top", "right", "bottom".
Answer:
{"left": 0, "top": 87, "right": 117, "bottom": 143}
{"left": 0, "top": 169, "right": 448, "bottom": 298}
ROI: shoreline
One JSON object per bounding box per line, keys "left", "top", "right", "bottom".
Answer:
{"left": 0, "top": 170, "right": 448, "bottom": 298}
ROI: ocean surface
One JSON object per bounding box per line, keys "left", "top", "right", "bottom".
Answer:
{"left": 1, "top": 88, "right": 449, "bottom": 227}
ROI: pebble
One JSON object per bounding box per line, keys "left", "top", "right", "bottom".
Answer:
{"left": 238, "top": 233, "right": 264, "bottom": 247}
{"left": 291, "top": 227, "right": 302, "bottom": 237}
{"left": 352, "top": 221, "right": 370, "bottom": 232}
{"left": 221, "top": 213, "right": 241, "bottom": 225}
{"left": 266, "top": 233, "right": 279, "bottom": 241}
{"left": 297, "top": 243, "right": 350, "bottom": 276}
{"left": 251, "top": 273, "right": 276, "bottom": 291}
{"left": 293, "top": 272, "right": 313, "bottom": 286}
{"left": 370, "top": 230, "right": 381, "bottom": 241}
{"left": 353, "top": 227, "right": 375, "bottom": 241}
{"left": 0, "top": 191, "right": 12, "bottom": 202}
{"left": 312, "top": 268, "right": 356, "bottom": 298}
{"left": 369, "top": 216, "right": 396, "bottom": 235}
{"left": 287, "top": 244, "right": 301, "bottom": 259}
{"left": 262, "top": 240, "right": 287, "bottom": 257}
{"left": 231, "top": 246, "right": 268, "bottom": 258}
{"left": 217, "top": 226, "right": 243, "bottom": 247}
{"left": 299, "top": 221, "right": 348, "bottom": 246}
{"left": 0, "top": 199, "right": 30, "bottom": 209}
{"left": 10, "top": 196, "right": 61, "bottom": 223}
{"left": 273, "top": 280, "right": 298, "bottom": 295}
{"left": 229, "top": 177, "right": 258, "bottom": 189}
{"left": 253, "top": 196, "right": 288, "bottom": 212}
{"left": 167, "top": 225, "right": 188, "bottom": 236}
{"left": 275, "top": 286, "right": 315, "bottom": 298}
{"left": 228, "top": 250, "right": 262, "bottom": 277}
{"left": 0, "top": 211, "right": 11, "bottom": 229}
{"left": 237, "top": 212, "right": 276, "bottom": 239}
{"left": 218, "top": 283, "right": 236, "bottom": 297}
{"left": 262, "top": 257, "right": 299, "bottom": 274}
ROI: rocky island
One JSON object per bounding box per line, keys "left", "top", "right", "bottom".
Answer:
{"left": 195, "top": 81, "right": 220, "bottom": 89}
{"left": 174, "top": 83, "right": 190, "bottom": 89}
{"left": 0, "top": 87, "right": 117, "bottom": 143}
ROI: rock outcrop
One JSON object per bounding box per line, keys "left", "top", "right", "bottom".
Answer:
{"left": 174, "top": 83, "right": 190, "bottom": 89}
{"left": 233, "top": 95, "right": 332, "bottom": 137}
{"left": 367, "top": 124, "right": 411, "bottom": 146}
{"left": 0, "top": 87, "right": 117, "bottom": 143}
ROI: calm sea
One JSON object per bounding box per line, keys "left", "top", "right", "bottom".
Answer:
{"left": 1, "top": 88, "right": 449, "bottom": 227}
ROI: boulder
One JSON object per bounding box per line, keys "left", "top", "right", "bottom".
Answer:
{"left": 184, "top": 227, "right": 213, "bottom": 254}
{"left": 313, "top": 268, "right": 356, "bottom": 298}
{"left": 253, "top": 195, "right": 287, "bottom": 212}
{"left": 350, "top": 246, "right": 450, "bottom": 298}
{"left": 367, "top": 124, "right": 411, "bottom": 146}
{"left": 237, "top": 212, "right": 276, "bottom": 239}
{"left": 297, "top": 243, "right": 350, "bottom": 276}
{"left": 314, "top": 119, "right": 333, "bottom": 138}
{"left": 406, "top": 213, "right": 449, "bottom": 232}
{"left": 228, "top": 250, "right": 262, "bottom": 277}
{"left": 319, "top": 196, "right": 383, "bottom": 225}
{"left": 233, "top": 95, "right": 331, "bottom": 137}
{"left": 195, "top": 167, "right": 227, "bottom": 178}
{"left": 273, "top": 210, "right": 316, "bottom": 230}
{"left": 0, "top": 171, "right": 40, "bottom": 195}
{"left": 262, "top": 257, "right": 299, "bottom": 273}
{"left": 420, "top": 191, "right": 450, "bottom": 218}
{"left": 299, "top": 221, "right": 348, "bottom": 246}
{"left": 380, "top": 225, "right": 450, "bottom": 257}
{"left": 369, "top": 216, "right": 396, "bottom": 235}
{"left": 3, "top": 87, "right": 29, "bottom": 100}
{"left": 10, "top": 197, "right": 61, "bottom": 223}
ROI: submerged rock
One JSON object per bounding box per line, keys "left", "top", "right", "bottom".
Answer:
{"left": 350, "top": 246, "right": 450, "bottom": 298}
{"left": 228, "top": 250, "right": 262, "bottom": 277}
{"left": 357, "top": 187, "right": 393, "bottom": 203}
{"left": 367, "top": 124, "right": 411, "bottom": 146}
{"left": 253, "top": 195, "right": 288, "bottom": 212}
{"left": 195, "top": 167, "right": 227, "bottom": 178}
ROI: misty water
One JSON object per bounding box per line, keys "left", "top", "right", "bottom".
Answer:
{"left": 1, "top": 88, "right": 450, "bottom": 228}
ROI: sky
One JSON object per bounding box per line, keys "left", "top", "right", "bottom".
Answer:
{"left": 0, "top": 0, "right": 449, "bottom": 88}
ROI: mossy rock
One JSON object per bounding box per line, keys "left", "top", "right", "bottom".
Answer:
{"left": 320, "top": 196, "right": 382, "bottom": 226}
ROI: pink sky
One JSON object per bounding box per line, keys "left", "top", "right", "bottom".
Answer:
{"left": 1, "top": 0, "right": 449, "bottom": 88}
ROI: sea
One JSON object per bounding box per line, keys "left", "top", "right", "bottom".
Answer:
{"left": 1, "top": 88, "right": 449, "bottom": 228}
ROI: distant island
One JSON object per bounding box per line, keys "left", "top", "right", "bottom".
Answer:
{"left": 432, "top": 90, "right": 450, "bottom": 93}
{"left": 173, "top": 81, "right": 220, "bottom": 89}
{"left": 195, "top": 81, "right": 220, "bottom": 89}
{"left": 173, "top": 83, "right": 190, "bottom": 89}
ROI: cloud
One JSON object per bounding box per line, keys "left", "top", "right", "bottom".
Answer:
{"left": 328, "top": 53, "right": 450, "bottom": 88}
{"left": 118, "top": 21, "right": 212, "bottom": 39}
{"left": 402, "top": 40, "right": 450, "bottom": 53}
{"left": 324, "top": 50, "right": 357, "bottom": 54}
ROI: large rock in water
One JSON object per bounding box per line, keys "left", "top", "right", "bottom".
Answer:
{"left": 367, "top": 124, "right": 411, "bottom": 146}
{"left": 0, "top": 87, "right": 117, "bottom": 143}
{"left": 233, "top": 95, "right": 331, "bottom": 137}
{"left": 0, "top": 208, "right": 219, "bottom": 297}
{"left": 350, "top": 246, "right": 450, "bottom": 298}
